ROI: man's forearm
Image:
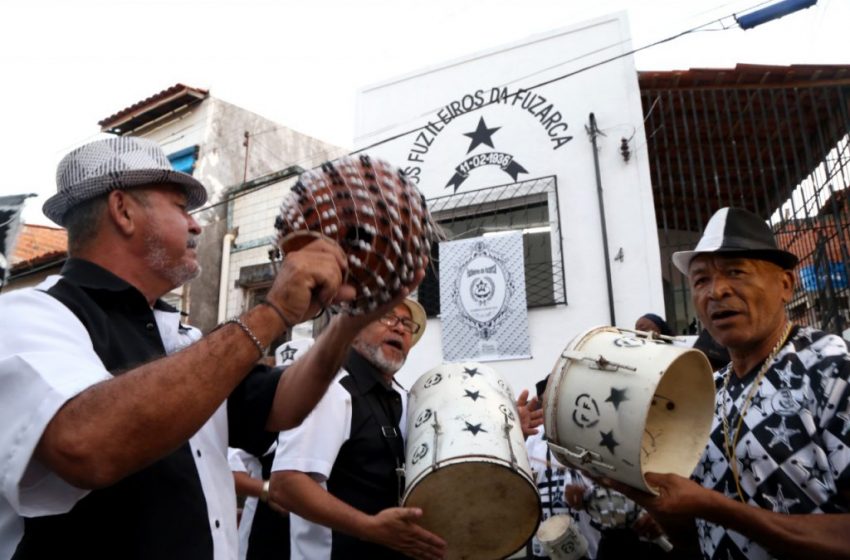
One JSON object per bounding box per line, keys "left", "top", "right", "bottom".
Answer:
{"left": 36, "top": 304, "right": 285, "bottom": 489}
{"left": 702, "top": 496, "right": 850, "bottom": 559}
{"left": 234, "top": 472, "right": 265, "bottom": 499}
{"left": 267, "top": 316, "right": 359, "bottom": 430}
{"left": 270, "top": 471, "right": 372, "bottom": 539}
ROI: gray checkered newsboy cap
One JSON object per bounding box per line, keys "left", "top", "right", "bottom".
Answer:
{"left": 43, "top": 136, "right": 208, "bottom": 226}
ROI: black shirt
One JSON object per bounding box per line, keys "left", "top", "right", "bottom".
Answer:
{"left": 326, "top": 350, "right": 408, "bottom": 560}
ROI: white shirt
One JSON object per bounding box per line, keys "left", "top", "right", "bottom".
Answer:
{"left": 0, "top": 276, "right": 239, "bottom": 560}
{"left": 228, "top": 448, "right": 263, "bottom": 560}
{"left": 270, "top": 338, "right": 408, "bottom": 560}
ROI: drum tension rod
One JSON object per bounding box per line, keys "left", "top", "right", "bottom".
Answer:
{"left": 546, "top": 441, "right": 615, "bottom": 471}
{"left": 502, "top": 410, "right": 518, "bottom": 472}
{"left": 430, "top": 411, "right": 441, "bottom": 469}
{"left": 562, "top": 350, "right": 637, "bottom": 373}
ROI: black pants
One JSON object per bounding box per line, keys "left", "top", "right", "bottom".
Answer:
{"left": 596, "top": 528, "right": 670, "bottom": 560}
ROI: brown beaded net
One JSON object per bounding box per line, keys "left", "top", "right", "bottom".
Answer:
{"left": 274, "top": 154, "right": 438, "bottom": 315}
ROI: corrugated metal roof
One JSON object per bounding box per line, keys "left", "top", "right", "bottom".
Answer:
{"left": 98, "top": 83, "right": 209, "bottom": 134}
{"left": 639, "top": 63, "right": 850, "bottom": 90}
{"left": 638, "top": 63, "right": 850, "bottom": 232}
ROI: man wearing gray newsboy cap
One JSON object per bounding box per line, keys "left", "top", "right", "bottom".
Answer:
{"left": 0, "top": 136, "right": 427, "bottom": 559}
{"left": 608, "top": 207, "right": 850, "bottom": 559}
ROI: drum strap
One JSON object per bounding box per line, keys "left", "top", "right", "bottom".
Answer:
{"left": 544, "top": 446, "right": 556, "bottom": 517}
{"left": 368, "top": 393, "right": 406, "bottom": 505}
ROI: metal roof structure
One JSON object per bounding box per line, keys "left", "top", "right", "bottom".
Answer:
{"left": 638, "top": 64, "right": 850, "bottom": 232}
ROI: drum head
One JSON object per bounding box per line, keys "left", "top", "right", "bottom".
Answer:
{"left": 404, "top": 461, "right": 540, "bottom": 560}
{"left": 641, "top": 349, "right": 715, "bottom": 479}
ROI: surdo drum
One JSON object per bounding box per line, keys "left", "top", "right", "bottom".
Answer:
{"left": 543, "top": 326, "right": 714, "bottom": 493}
{"left": 404, "top": 362, "right": 541, "bottom": 560}
{"left": 535, "top": 514, "right": 588, "bottom": 560}
{"left": 274, "top": 155, "right": 437, "bottom": 315}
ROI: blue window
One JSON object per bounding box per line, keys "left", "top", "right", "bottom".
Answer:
{"left": 167, "top": 146, "right": 198, "bottom": 174}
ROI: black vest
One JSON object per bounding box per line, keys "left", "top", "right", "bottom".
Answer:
{"left": 14, "top": 259, "right": 280, "bottom": 559}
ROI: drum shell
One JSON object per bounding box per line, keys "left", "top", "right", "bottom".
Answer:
{"left": 536, "top": 514, "right": 588, "bottom": 560}
{"left": 543, "top": 326, "right": 714, "bottom": 493}
{"left": 404, "top": 362, "right": 541, "bottom": 560}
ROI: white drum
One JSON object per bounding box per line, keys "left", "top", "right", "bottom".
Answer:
{"left": 404, "top": 362, "right": 541, "bottom": 560}
{"left": 536, "top": 515, "right": 588, "bottom": 560}
{"left": 543, "top": 326, "right": 715, "bottom": 493}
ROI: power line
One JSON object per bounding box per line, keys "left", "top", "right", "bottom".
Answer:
{"left": 352, "top": 0, "right": 789, "bottom": 155}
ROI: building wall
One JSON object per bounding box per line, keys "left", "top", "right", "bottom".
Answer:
{"left": 225, "top": 178, "right": 298, "bottom": 320}
{"left": 354, "top": 12, "right": 665, "bottom": 393}
{"left": 138, "top": 96, "right": 346, "bottom": 332}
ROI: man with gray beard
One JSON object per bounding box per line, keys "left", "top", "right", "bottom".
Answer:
{"left": 268, "top": 299, "right": 447, "bottom": 560}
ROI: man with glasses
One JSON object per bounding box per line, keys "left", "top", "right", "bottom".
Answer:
{"left": 267, "top": 299, "right": 447, "bottom": 560}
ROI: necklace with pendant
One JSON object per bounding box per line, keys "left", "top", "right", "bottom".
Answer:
{"left": 720, "top": 321, "right": 793, "bottom": 502}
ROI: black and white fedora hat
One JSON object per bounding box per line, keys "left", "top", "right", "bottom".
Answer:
{"left": 672, "top": 207, "right": 798, "bottom": 274}
{"left": 44, "top": 136, "right": 208, "bottom": 226}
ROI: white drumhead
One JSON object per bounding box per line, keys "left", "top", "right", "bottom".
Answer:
{"left": 536, "top": 514, "right": 588, "bottom": 560}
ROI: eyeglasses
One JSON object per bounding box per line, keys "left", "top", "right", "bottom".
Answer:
{"left": 379, "top": 313, "right": 421, "bottom": 334}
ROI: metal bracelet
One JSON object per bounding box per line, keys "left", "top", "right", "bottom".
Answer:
{"left": 259, "top": 298, "right": 293, "bottom": 331}
{"left": 227, "top": 318, "right": 265, "bottom": 359}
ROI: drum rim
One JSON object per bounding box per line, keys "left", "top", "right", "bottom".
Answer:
{"left": 402, "top": 453, "right": 538, "bottom": 502}
{"left": 403, "top": 458, "right": 542, "bottom": 560}
{"left": 543, "top": 325, "right": 715, "bottom": 493}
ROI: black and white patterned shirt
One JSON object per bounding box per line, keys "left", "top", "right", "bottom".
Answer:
{"left": 693, "top": 326, "right": 850, "bottom": 559}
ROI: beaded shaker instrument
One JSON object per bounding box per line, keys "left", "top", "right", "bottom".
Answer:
{"left": 274, "top": 154, "right": 437, "bottom": 315}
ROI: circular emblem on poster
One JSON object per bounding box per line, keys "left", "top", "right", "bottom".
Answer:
{"left": 455, "top": 242, "right": 513, "bottom": 339}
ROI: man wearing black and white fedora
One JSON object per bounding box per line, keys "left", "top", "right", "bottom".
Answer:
{"left": 0, "top": 136, "right": 426, "bottom": 559}
{"left": 607, "top": 207, "right": 850, "bottom": 559}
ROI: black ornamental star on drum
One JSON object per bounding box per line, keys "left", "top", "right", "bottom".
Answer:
{"left": 404, "top": 362, "right": 540, "bottom": 559}
{"left": 463, "top": 366, "right": 481, "bottom": 377}
{"left": 454, "top": 242, "right": 513, "bottom": 340}
{"left": 543, "top": 326, "right": 715, "bottom": 494}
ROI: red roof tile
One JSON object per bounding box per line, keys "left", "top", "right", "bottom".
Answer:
{"left": 11, "top": 224, "right": 68, "bottom": 269}
{"left": 98, "top": 83, "right": 209, "bottom": 134}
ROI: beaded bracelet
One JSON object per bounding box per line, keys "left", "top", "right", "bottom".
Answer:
{"left": 260, "top": 298, "right": 293, "bottom": 331}
{"left": 226, "top": 318, "right": 265, "bottom": 360}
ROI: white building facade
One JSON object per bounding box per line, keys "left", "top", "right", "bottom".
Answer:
{"left": 354, "top": 13, "right": 664, "bottom": 392}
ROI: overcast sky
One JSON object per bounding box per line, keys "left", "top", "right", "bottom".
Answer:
{"left": 1, "top": 0, "right": 845, "bottom": 225}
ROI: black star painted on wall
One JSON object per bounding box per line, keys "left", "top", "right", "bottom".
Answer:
{"left": 463, "top": 367, "right": 481, "bottom": 377}
{"left": 464, "top": 421, "right": 487, "bottom": 436}
{"left": 463, "top": 117, "right": 500, "bottom": 153}
{"left": 605, "top": 387, "right": 629, "bottom": 410}
{"left": 599, "top": 430, "right": 620, "bottom": 455}
{"left": 464, "top": 389, "right": 483, "bottom": 402}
